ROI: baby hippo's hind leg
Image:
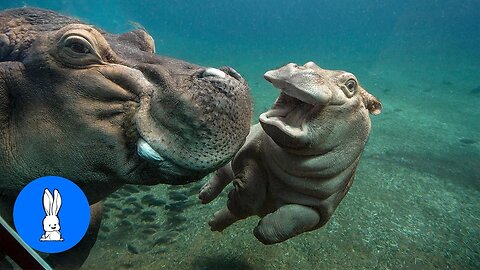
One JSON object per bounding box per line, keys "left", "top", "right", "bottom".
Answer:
{"left": 253, "top": 204, "right": 320, "bottom": 245}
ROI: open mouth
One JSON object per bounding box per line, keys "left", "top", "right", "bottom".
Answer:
{"left": 259, "top": 91, "right": 316, "bottom": 139}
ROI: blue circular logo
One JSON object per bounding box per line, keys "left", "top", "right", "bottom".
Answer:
{"left": 13, "top": 176, "right": 90, "bottom": 253}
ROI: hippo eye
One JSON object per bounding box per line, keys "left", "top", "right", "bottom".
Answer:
{"left": 345, "top": 79, "right": 357, "bottom": 92}
{"left": 64, "top": 36, "right": 94, "bottom": 56}
{"left": 68, "top": 42, "right": 90, "bottom": 54}
{"left": 57, "top": 33, "right": 103, "bottom": 67}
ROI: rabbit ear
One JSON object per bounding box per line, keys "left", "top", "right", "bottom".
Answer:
{"left": 43, "top": 189, "right": 53, "bottom": 216}
{"left": 52, "top": 189, "right": 62, "bottom": 216}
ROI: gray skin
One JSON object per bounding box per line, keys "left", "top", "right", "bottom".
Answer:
{"left": 199, "top": 62, "right": 381, "bottom": 244}
{"left": 0, "top": 8, "right": 251, "bottom": 268}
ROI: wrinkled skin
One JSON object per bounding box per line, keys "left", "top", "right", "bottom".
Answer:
{"left": 0, "top": 8, "right": 251, "bottom": 268}
{"left": 200, "top": 62, "right": 381, "bottom": 244}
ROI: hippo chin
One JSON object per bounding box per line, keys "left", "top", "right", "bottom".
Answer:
{"left": 0, "top": 8, "right": 252, "bottom": 202}
{"left": 199, "top": 61, "right": 381, "bottom": 244}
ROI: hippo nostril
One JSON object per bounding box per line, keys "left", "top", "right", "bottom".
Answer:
{"left": 202, "top": 68, "right": 227, "bottom": 78}
{"left": 222, "top": 66, "right": 243, "bottom": 81}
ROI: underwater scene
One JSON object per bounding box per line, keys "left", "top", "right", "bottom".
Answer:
{"left": 0, "top": 0, "right": 479, "bottom": 269}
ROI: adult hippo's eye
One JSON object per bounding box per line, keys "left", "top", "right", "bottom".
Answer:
{"left": 64, "top": 36, "right": 94, "bottom": 56}
{"left": 68, "top": 41, "right": 90, "bottom": 54}
{"left": 56, "top": 32, "right": 103, "bottom": 67}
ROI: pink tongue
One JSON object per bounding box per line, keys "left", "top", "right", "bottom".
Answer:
{"left": 260, "top": 102, "right": 312, "bottom": 139}
{"left": 284, "top": 102, "right": 310, "bottom": 129}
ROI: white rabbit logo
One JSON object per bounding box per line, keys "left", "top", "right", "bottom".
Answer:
{"left": 40, "top": 189, "right": 64, "bottom": 241}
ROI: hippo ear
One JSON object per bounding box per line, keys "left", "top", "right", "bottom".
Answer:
{"left": 117, "top": 29, "right": 156, "bottom": 54}
{"left": 359, "top": 88, "right": 382, "bottom": 115}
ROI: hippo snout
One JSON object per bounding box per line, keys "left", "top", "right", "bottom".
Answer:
{"left": 132, "top": 61, "right": 252, "bottom": 184}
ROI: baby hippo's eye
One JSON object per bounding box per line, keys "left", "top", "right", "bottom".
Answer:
{"left": 345, "top": 79, "right": 357, "bottom": 92}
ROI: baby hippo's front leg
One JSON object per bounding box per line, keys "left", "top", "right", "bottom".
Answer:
{"left": 203, "top": 159, "right": 268, "bottom": 232}
{"left": 199, "top": 163, "right": 234, "bottom": 204}
{"left": 254, "top": 204, "right": 321, "bottom": 244}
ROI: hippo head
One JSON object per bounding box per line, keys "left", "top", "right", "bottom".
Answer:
{"left": 0, "top": 8, "right": 251, "bottom": 202}
{"left": 260, "top": 62, "right": 381, "bottom": 152}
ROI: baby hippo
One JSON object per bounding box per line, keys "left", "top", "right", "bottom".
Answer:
{"left": 199, "top": 62, "right": 382, "bottom": 244}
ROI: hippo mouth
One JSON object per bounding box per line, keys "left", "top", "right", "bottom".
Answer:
{"left": 136, "top": 137, "right": 186, "bottom": 176}
{"left": 132, "top": 66, "right": 251, "bottom": 184}
{"left": 259, "top": 91, "right": 316, "bottom": 140}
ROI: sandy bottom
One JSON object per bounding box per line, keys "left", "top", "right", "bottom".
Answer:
{"left": 82, "top": 54, "right": 480, "bottom": 269}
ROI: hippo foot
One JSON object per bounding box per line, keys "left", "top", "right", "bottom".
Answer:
{"left": 208, "top": 207, "right": 240, "bottom": 232}
{"left": 199, "top": 164, "right": 234, "bottom": 204}
{"left": 253, "top": 204, "right": 320, "bottom": 245}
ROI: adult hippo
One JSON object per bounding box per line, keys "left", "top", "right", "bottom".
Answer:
{"left": 0, "top": 8, "right": 251, "bottom": 268}
{"left": 200, "top": 62, "right": 381, "bottom": 244}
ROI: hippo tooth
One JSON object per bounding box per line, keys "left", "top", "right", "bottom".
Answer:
{"left": 137, "top": 138, "right": 164, "bottom": 162}
{"left": 203, "top": 68, "right": 227, "bottom": 78}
